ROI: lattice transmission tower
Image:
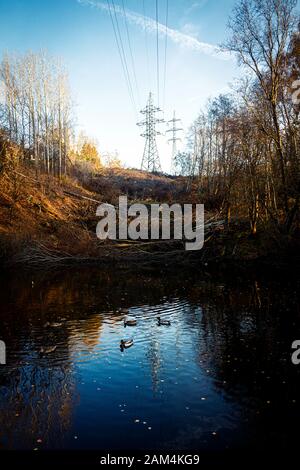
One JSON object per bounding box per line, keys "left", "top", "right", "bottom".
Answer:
{"left": 137, "top": 92, "right": 164, "bottom": 172}
{"left": 166, "top": 111, "right": 183, "bottom": 174}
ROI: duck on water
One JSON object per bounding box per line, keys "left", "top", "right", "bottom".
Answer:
{"left": 157, "top": 317, "right": 171, "bottom": 326}
{"left": 124, "top": 318, "right": 137, "bottom": 327}
{"left": 120, "top": 339, "right": 133, "bottom": 351}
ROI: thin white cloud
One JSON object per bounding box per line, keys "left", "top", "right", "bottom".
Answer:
{"left": 180, "top": 22, "right": 201, "bottom": 39}
{"left": 77, "top": 0, "right": 231, "bottom": 61}
{"left": 185, "top": 1, "right": 208, "bottom": 15}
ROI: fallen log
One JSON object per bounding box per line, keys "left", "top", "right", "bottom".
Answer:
{"left": 62, "top": 190, "right": 102, "bottom": 204}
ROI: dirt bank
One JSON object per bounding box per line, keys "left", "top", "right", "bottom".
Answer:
{"left": 0, "top": 164, "right": 299, "bottom": 275}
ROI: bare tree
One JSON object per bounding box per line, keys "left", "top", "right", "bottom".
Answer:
{"left": 226, "top": 0, "right": 299, "bottom": 224}
{"left": 0, "top": 51, "right": 73, "bottom": 178}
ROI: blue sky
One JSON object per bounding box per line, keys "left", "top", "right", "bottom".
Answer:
{"left": 0, "top": 0, "right": 241, "bottom": 171}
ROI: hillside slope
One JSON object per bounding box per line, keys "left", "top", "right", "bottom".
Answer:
{"left": 0, "top": 161, "right": 298, "bottom": 274}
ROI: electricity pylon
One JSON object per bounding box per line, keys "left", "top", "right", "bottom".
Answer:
{"left": 137, "top": 92, "right": 164, "bottom": 172}
{"left": 166, "top": 111, "right": 183, "bottom": 174}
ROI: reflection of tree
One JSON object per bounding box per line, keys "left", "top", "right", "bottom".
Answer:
{"left": 68, "top": 314, "right": 104, "bottom": 350}
{"left": 0, "top": 267, "right": 193, "bottom": 319}
{"left": 170, "top": 279, "right": 300, "bottom": 451}
{"left": 0, "top": 360, "right": 77, "bottom": 449}
{"left": 188, "top": 280, "right": 300, "bottom": 405}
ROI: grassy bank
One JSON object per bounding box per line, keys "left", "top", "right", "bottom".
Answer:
{"left": 0, "top": 160, "right": 299, "bottom": 275}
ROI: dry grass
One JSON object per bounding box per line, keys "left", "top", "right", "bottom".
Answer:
{"left": 0, "top": 158, "right": 103, "bottom": 261}
{"left": 0, "top": 160, "right": 226, "bottom": 267}
{"left": 3, "top": 153, "right": 289, "bottom": 270}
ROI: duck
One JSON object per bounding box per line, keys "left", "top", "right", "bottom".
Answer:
{"left": 40, "top": 345, "right": 57, "bottom": 354}
{"left": 43, "top": 322, "right": 62, "bottom": 328}
{"left": 50, "top": 322, "right": 63, "bottom": 328}
{"left": 124, "top": 318, "right": 137, "bottom": 327}
{"left": 120, "top": 339, "right": 133, "bottom": 350}
{"left": 157, "top": 317, "right": 171, "bottom": 326}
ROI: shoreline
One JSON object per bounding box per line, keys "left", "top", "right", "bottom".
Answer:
{"left": 1, "top": 234, "right": 298, "bottom": 279}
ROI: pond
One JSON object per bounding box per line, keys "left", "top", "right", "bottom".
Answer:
{"left": 0, "top": 267, "right": 299, "bottom": 460}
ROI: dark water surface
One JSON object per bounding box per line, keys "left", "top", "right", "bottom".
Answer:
{"left": 0, "top": 267, "right": 299, "bottom": 455}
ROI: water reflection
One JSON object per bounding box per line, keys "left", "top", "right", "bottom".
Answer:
{"left": 0, "top": 268, "right": 299, "bottom": 452}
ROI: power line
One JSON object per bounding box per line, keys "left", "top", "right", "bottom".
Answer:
{"left": 163, "top": 0, "right": 169, "bottom": 111}
{"left": 106, "top": 0, "right": 137, "bottom": 117}
{"left": 106, "top": 0, "right": 135, "bottom": 113}
{"left": 110, "top": 0, "right": 137, "bottom": 113}
{"left": 121, "top": 0, "right": 140, "bottom": 108}
{"left": 142, "top": 0, "right": 151, "bottom": 92}
{"left": 155, "top": 0, "right": 160, "bottom": 107}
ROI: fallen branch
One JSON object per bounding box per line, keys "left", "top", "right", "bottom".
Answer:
{"left": 12, "top": 169, "right": 38, "bottom": 183}
{"left": 62, "top": 190, "right": 102, "bottom": 204}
